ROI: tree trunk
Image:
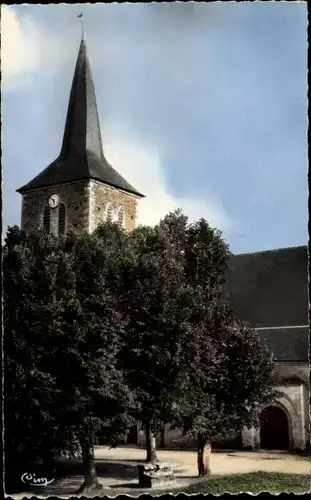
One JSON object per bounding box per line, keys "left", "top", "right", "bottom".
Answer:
{"left": 197, "top": 434, "right": 211, "bottom": 477}
{"left": 77, "top": 436, "right": 102, "bottom": 493}
{"left": 159, "top": 428, "right": 165, "bottom": 449}
{"left": 145, "top": 423, "right": 158, "bottom": 463}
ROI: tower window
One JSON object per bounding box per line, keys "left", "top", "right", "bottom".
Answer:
{"left": 58, "top": 203, "right": 66, "bottom": 236}
{"left": 43, "top": 206, "right": 51, "bottom": 233}
{"left": 106, "top": 203, "right": 113, "bottom": 222}
{"left": 117, "top": 207, "right": 124, "bottom": 228}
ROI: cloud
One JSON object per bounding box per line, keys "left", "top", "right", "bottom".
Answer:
{"left": 1, "top": 6, "right": 232, "bottom": 238}
{"left": 0, "top": 6, "right": 76, "bottom": 90}
{"left": 104, "top": 136, "right": 233, "bottom": 234}
{"left": 1, "top": 6, "right": 41, "bottom": 89}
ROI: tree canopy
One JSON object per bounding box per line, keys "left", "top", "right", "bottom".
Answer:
{"left": 4, "top": 211, "right": 278, "bottom": 490}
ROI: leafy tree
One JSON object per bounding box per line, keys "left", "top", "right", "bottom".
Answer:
{"left": 125, "top": 212, "right": 277, "bottom": 476}
{"left": 118, "top": 220, "right": 190, "bottom": 462}
{"left": 4, "top": 212, "right": 278, "bottom": 489}
{"left": 60, "top": 226, "right": 137, "bottom": 491}
{"left": 4, "top": 227, "right": 70, "bottom": 490}
{"left": 168, "top": 218, "right": 278, "bottom": 477}
{"left": 4, "top": 225, "right": 136, "bottom": 493}
{"left": 177, "top": 314, "right": 278, "bottom": 476}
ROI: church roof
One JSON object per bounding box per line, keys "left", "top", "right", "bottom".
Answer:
{"left": 17, "top": 37, "right": 144, "bottom": 198}
{"left": 226, "top": 245, "right": 308, "bottom": 328}
{"left": 258, "top": 327, "right": 309, "bottom": 362}
{"left": 226, "top": 245, "right": 309, "bottom": 362}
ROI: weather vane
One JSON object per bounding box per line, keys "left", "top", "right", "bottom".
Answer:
{"left": 78, "top": 12, "right": 84, "bottom": 37}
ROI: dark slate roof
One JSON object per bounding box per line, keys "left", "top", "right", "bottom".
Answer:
{"left": 226, "top": 246, "right": 308, "bottom": 328}
{"left": 17, "top": 38, "right": 144, "bottom": 198}
{"left": 258, "top": 327, "right": 309, "bottom": 362}
{"left": 225, "top": 245, "right": 309, "bottom": 362}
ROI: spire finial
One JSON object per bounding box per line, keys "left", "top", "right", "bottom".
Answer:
{"left": 78, "top": 12, "right": 84, "bottom": 39}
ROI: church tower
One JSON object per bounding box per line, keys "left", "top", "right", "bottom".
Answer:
{"left": 17, "top": 36, "right": 144, "bottom": 236}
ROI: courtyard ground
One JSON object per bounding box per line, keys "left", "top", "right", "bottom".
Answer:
{"left": 9, "top": 445, "right": 310, "bottom": 497}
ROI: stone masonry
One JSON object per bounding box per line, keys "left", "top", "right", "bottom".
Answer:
{"left": 137, "top": 463, "right": 176, "bottom": 489}
{"left": 241, "top": 366, "right": 309, "bottom": 452}
{"left": 21, "top": 179, "right": 139, "bottom": 235}
{"left": 89, "top": 179, "right": 138, "bottom": 233}
{"left": 21, "top": 181, "right": 90, "bottom": 234}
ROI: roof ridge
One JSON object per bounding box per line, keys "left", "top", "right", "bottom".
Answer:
{"left": 232, "top": 245, "right": 307, "bottom": 257}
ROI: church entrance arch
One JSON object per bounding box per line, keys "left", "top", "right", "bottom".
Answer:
{"left": 260, "top": 406, "right": 289, "bottom": 450}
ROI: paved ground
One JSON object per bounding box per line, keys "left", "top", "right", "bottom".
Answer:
{"left": 10, "top": 446, "right": 310, "bottom": 498}
{"left": 95, "top": 446, "right": 310, "bottom": 476}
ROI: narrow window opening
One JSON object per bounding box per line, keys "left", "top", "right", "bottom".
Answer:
{"left": 117, "top": 207, "right": 124, "bottom": 228}
{"left": 43, "top": 206, "right": 51, "bottom": 233}
{"left": 106, "top": 204, "right": 113, "bottom": 222}
{"left": 58, "top": 203, "right": 66, "bottom": 236}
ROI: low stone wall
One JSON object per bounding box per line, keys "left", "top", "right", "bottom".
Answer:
{"left": 137, "top": 426, "right": 241, "bottom": 450}
{"left": 137, "top": 427, "right": 196, "bottom": 449}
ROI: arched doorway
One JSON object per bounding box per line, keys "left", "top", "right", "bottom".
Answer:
{"left": 260, "top": 406, "right": 289, "bottom": 450}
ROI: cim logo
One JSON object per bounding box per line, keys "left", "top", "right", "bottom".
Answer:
{"left": 21, "top": 472, "right": 54, "bottom": 487}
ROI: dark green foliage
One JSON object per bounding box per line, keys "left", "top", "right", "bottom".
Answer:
{"left": 165, "top": 215, "right": 278, "bottom": 446}
{"left": 116, "top": 210, "right": 276, "bottom": 453}
{"left": 4, "top": 224, "right": 135, "bottom": 491}
{"left": 119, "top": 218, "right": 190, "bottom": 436}
{"left": 4, "top": 210, "right": 278, "bottom": 487}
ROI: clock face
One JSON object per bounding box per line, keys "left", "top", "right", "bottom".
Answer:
{"left": 49, "top": 194, "right": 60, "bottom": 209}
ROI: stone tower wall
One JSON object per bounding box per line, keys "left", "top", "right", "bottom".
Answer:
{"left": 21, "top": 181, "right": 90, "bottom": 234}
{"left": 89, "top": 179, "right": 138, "bottom": 233}
{"left": 21, "top": 179, "right": 139, "bottom": 235}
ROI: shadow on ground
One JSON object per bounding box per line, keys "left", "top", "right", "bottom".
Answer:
{"left": 7, "top": 457, "right": 189, "bottom": 497}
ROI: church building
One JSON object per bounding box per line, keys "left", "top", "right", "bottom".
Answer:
{"left": 226, "top": 246, "right": 308, "bottom": 451}
{"left": 17, "top": 37, "right": 309, "bottom": 453}
{"left": 17, "top": 36, "right": 144, "bottom": 236}
{"left": 137, "top": 246, "right": 309, "bottom": 452}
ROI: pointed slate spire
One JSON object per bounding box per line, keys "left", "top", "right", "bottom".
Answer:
{"left": 59, "top": 35, "right": 105, "bottom": 160}
{"left": 17, "top": 36, "right": 144, "bottom": 198}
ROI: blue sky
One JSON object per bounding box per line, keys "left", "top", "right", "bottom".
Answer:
{"left": 1, "top": 3, "right": 307, "bottom": 253}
